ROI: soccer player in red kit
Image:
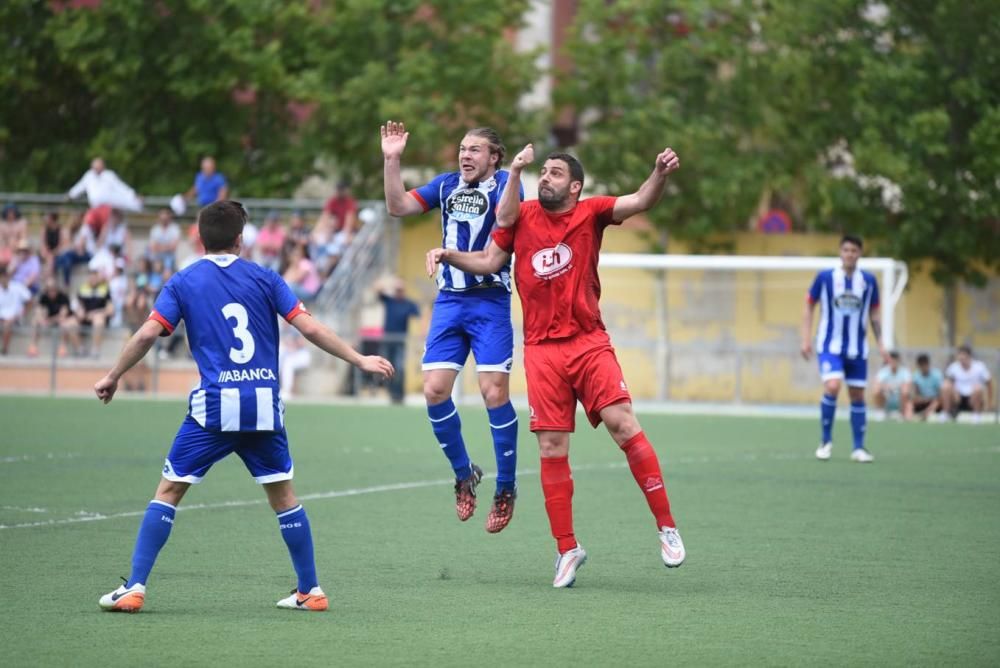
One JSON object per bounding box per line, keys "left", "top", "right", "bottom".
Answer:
{"left": 426, "top": 144, "right": 685, "bottom": 587}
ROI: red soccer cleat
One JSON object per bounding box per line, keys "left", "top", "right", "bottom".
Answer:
{"left": 454, "top": 464, "right": 483, "bottom": 521}
{"left": 485, "top": 488, "right": 516, "bottom": 533}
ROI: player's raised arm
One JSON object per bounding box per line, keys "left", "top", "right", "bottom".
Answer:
{"left": 496, "top": 143, "right": 534, "bottom": 228}
{"left": 426, "top": 242, "right": 510, "bottom": 278}
{"left": 94, "top": 319, "right": 165, "bottom": 404}
{"left": 381, "top": 120, "right": 425, "bottom": 218}
{"left": 290, "top": 311, "right": 394, "bottom": 379}
{"left": 612, "top": 147, "right": 680, "bottom": 223}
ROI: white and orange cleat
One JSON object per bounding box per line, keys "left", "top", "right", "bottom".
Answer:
{"left": 276, "top": 586, "right": 329, "bottom": 611}
{"left": 99, "top": 581, "right": 146, "bottom": 612}
{"left": 659, "top": 526, "right": 686, "bottom": 568}
{"left": 552, "top": 545, "right": 587, "bottom": 588}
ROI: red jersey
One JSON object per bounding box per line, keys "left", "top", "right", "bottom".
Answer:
{"left": 492, "top": 196, "right": 618, "bottom": 345}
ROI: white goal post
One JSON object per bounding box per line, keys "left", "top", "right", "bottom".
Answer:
{"left": 598, "top": 254, "right": 909, "bottom": 348}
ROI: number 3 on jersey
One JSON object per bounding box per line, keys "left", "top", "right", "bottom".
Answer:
{"left": 222, "top": 303, "right": 255, "bottom": 364}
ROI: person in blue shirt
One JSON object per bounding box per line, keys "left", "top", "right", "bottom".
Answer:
{"left": 94, "top": 200, "right": 393, "bottom": 613}
{"left": 379, "top": 278, "right": 420, "bottom": 405}
{"left": 911, "top": 353, "right": 943, "bottom": 419}
{"left": 801, "top": 234, "right": 889, "bottom": 463}
{"left": 381, "top": 120, "right": 521, "bottom": 534}
{"left": 185, "top": 156, "right": 229, "bottom": 208}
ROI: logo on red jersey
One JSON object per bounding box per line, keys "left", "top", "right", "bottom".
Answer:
{"left": 531, "top": 243, "right": 573, "bottom": 279}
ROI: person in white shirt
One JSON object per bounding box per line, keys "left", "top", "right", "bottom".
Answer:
{"left": 942, "top": 346, "right": 994, "bottom": 422}
{"left": 0, "top": 268, "right": 32, "bottom": 355}
{"left": 67, "top": 158, "right": 142, "bottom": 237}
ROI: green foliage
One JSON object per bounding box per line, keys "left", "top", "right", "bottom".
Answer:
{"left": 559, "top": 0, "right": 1000, "bottom": 285}
{"left": 0, "top": 0, "right": 539, "bottom": 198}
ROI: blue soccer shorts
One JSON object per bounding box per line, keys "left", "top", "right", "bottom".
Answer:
{"left": 162, "top": 416, "right": 293, "bottom": 484}
{"left": 422, "top": 289, "right": 514, "bottom": 374}
{"left": 818, "top": 352, "right": 868, "bottom": 388}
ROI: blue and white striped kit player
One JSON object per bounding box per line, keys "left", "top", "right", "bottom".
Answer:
{"left": 150, "top": 254, "right": 306, "bottom": 483}
{"left": 806, "top": 261, "right": 881, "bottom": 461}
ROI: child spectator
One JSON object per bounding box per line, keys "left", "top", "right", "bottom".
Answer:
{"left": 911, "top": 353, "right": 943, "bottom": 420}
{"left": 942, "top": 346, "right": 994, "bottom": 423}
{"left": 873, "top": 351, "right": 913, "bottom": 420}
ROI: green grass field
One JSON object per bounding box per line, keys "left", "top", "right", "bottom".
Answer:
{"left": 1, "top": 396, "right": 998, "bottom": 667}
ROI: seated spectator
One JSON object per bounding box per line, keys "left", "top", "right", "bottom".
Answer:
{"left": 942, "top": 345, "right": 994, "bottom": 423}
{"left": 28, "top": 277, "right": 75, "bottom": 358}
{"left": 911, "top": 353, "right": 943, "bottom": 420}
{"left": 98, "top": 209, "right": 130, "bottom": 255}
{"left": 282, "top": 245, "right": 322, "bottom": 302}
{"left": 120, "top": 280, "right": 153, "bottom": 391}
{"left": 1, "top": 203, "right": 29, "bottom": 266}
{"left": 74, "top": 269, "right": 114, "bottom": 357}
{"left": 11, "top": 240, "right": 42, "bottom": 294}
{"left": 89, "top": 244, "right": 125, "bottom": 281}
{"left": 38, "top": 211, "right": 68, "bottom": 275}
{"left": 147, "top": 208, "right": 181, "bottom": 271}
{"left": 135, "top": 257, "right": 165, "bottom": 295}
{"left": 873, "top": 351, "right": 913, "bottom": 420}
{"left": 109, "top": 262, "right": 129, "bottom": 327}
{"left": 56, "top": 215, "right": 96, "bottom": 286}
{"left": 184, "top": 156, "right": 229, "bottom": 208}
{"left": 256, "top": 211, "right": 286, "bottom": 270}
{"left": 282, "top": 210, "right": 311, "bottom": 268}
{"left": 312, "top": 181, "right": 359, "bottom": 276}
{"left": 0, "top": 268, "right": 31, "bottom": 355}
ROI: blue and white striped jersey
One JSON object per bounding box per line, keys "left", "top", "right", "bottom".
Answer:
{"left": 808, "top": 267, "right": 880, "bottom": 359}
{"left": 410, "top": 170, "right": 522, "bottom": 292}
{"left": 150, "top": 254, "right": 308, "bottom": 432}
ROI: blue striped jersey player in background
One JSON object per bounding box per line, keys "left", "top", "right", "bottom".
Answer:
{"left": 381, "top": 121, "right": 522, "bottom": 533}
{"left": 800, "top": 234, "right": 889, "bottom": 463}
{"left": 94, "top": 200, "right": 393, "bottom": 613}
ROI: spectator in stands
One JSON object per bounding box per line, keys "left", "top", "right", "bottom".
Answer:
{"left": 38, "top": 211, "right": 68, "bottom": 276}
{"left": 282, "top": 245, "right": 322, "bottom": 302}
{"left": 911, "top": 353, "right": 943, "bottom": 420}
{"left": 256, "top": 211, "right": 286, "bottom": 270}
{"left": 66, "top": 157, "right": 142, "bottom": 236}
{"left": 0, "top": 268, "right": 31, "bottom": 355}
{"left": 109, "top": 262, "right": 129, "bottom": 327}
{"left": 12, "top": 240, "right": 42, "bottom": 295}
{"left": 89, "top": 243, "right": 125, "bottom": 281}
{"left": 278, "top": 328, "right": 312, "bottom": 399}
{"left": 323, "top": 180, "right": 358, "bottom": 236}
{"left": 56, "top": 214, "right": 96, "bottom": 286}
{"left": 942, "top": 345, "right": 994, "bottom": 423}
{"left": 28, "top": 277, "right": 74, "bottom": 357}
{"left": 135, "top": 257, "right": 164, "bottom": 295}
{"left": 74, "top": 268, "right": 114, "bottom": 357}
{"left": 873, "top": 351, "right": 913, "bottom": 420}
{"left": 1, "top": 203, "right": 29, "bottom": 266}
{"left": 185, "top": 156, "right": 229, "bottom": 208}
{"left": 379, "top": 278, "right": 420, "bottom": 405}
{"left": 283, "top": 210, "right": 311, "bottom": 261}
{"left": 98, "top": 209, "right": 130, "bottom": 254}
{"left": 186, "top": 220, "right": 205, "bottom": 259}
{"left": 147, "top": 208, "right": 181, "bottom": 271}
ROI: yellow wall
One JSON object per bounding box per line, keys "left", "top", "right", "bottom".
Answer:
{"left": 395, "top": 215, "right": 1000, "bottom": 402}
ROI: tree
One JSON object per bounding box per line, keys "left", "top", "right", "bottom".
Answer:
{"left": 557, "top": 0, "right": 1000, "bottom": 286}
{"left": 0, "top": 0, "right": 539, "bottom": 198}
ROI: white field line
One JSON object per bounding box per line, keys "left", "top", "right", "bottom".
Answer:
{"left": 0, "top": 453, "right": 81, "bottom": 465}
{"left": 2, "top": 446, "right": 998, "bottom": 531}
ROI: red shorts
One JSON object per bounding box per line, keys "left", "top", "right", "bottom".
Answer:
{"left": 524, "top": 329, "right": 631, "bottom": 432}
{"left": 84, "top": 205, "right": 112, "bottom": 234}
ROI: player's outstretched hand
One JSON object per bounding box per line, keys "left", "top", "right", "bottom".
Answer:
{"left": 800, "top": 341, "right": 813, "bottom": 361}
{"left": 94, "top": 374, "right": 119, "bottom": 404}
{"left": 655, "top": 148, "right": 680, "bottom": 175}
{"left": 510, "top": 143, "right": 535, "bottom": 171}
{"left": 426, "top": 248, "right": 447, "bottom": 277}
{"left": 381, "top": 120, "right": 409, "bottom": 159}
{"left": 359, "top": 355, "right": 395, "bottom": 380}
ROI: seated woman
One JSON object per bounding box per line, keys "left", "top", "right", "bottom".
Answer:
{"left": 282, "top": 245, "right": 322, "bottom": 302}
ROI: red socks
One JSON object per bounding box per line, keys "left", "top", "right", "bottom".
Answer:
{"left": 539, "top": 455, "right": 577, "bottom": 553}
{"left": 620, "top": 431, "right": 675, "bottom": 529}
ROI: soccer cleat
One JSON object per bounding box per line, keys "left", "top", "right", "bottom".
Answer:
{"left": 485, "top": 487, "right": 516, "bottom": 533}
{"left": 815, "top": 442, "right": 833, "bottom": 461}
{"left": 553, "top": 545, "right": 587, "bottom": 588}
{"left": 659, "top": 526, "right": 686, "bottom": 568}
{"left": 850, "top": 448, "right": 874, "bottom": 463}
{"left": 99, "top": 580, "right": 146, "bottom": 613}
{"left": 454, "top": 464, "right": 483, "bottom": 521}
{"left": 276, "top": 586, "right": 329, "bottom": 611}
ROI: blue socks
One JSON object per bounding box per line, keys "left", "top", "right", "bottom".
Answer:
{"left": 428, "top": 398, "right": 472, "bottom": 480}
{"left": 820, "top": 393, "right": 837, "bottom": 444}
{"left": 488, "top": 402, "right": 518, "bottom": 492}
{"left": 277, "top": 504, "right": 317, "bottom": 593}
{"left": 127, "top": 500, "right": 176, "bottom": 587}
{"left": 850, "top": 400, "right": 867, "bottom": 450}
